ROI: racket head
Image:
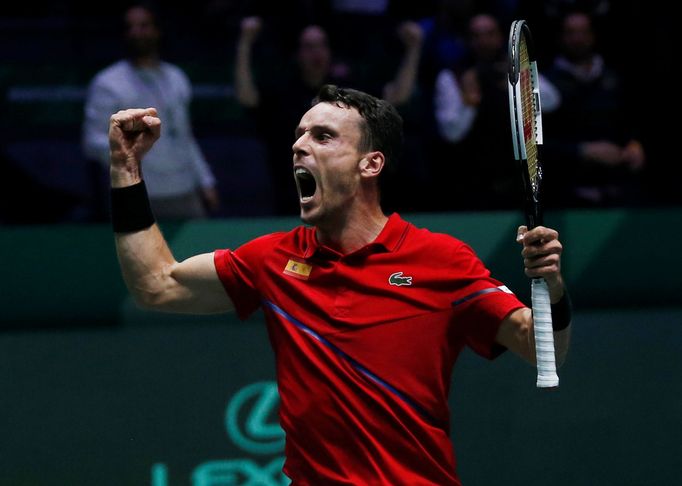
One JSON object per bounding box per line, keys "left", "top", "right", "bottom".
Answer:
{"left": 508, "top": 19, "right": 544, "bottom": 228}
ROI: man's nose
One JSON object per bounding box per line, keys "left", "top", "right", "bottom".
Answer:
{"left": 292, "top": 133, "right": 309, "bottom": 157}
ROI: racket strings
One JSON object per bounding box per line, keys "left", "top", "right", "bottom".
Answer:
{"left": 519, "top": 38, "right": 539, "bottom": 187}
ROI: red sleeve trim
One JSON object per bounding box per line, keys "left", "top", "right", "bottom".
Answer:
{"left": 213, "top": 249, "right": 260, "bottom": 320}
{"left": 456, "top": 291, "right": 526, "bottom": 360}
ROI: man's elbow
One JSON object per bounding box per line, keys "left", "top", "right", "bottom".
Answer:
{"left": 128, "top": 282, "right": 178, "bottom": 312}
{"left": 130, "top": 289, "right": 165, "bottom": 311}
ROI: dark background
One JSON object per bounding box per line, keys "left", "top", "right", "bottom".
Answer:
{"left": 0, "top": 0, "right": 676, "bottom": 224}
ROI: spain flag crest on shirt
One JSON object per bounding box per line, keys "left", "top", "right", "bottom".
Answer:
{"left": 283, "top": 259, "right": 313, "bottom": 280}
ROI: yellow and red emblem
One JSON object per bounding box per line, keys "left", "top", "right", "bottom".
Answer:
{"left": 283, "top": 259, "right": 313, "bottom": 280}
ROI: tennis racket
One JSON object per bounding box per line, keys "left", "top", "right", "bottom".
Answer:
{"left": 507, "top": 20, "right": 558, "bottom": 388}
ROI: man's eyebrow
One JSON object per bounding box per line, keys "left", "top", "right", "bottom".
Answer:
{"left": 294, "top": 124, "right": 337, "bottom": 139}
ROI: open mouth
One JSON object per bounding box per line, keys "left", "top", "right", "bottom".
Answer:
{"left": 294, "top": 167, "right": 317, "bottom": 203}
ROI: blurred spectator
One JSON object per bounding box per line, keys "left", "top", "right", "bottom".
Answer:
{"left": 82, "top": 3, "right": 220, "bottom": 220}
{"left": 543, "top": 10, "right": 646, "bottom": 207}
{"left": 432, "top": 12, "right": 560, "bottom": 210}
{"left": 518, "top": 0, "right": 613, "bottom": 62}
{"left": 419, "top": 0, "right": 475, "bottom": 82}
{"left": 234, "top": 16, "right": 424, "bottom": 215}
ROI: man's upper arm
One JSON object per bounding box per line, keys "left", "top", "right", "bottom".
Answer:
{"left": 163, "top": 252, "right": 235, "bottom": 314}
{"left": 495, "top": 307, "right": 535, "bottom": 364}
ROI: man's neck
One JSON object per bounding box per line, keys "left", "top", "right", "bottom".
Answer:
{"left": 130, "top": 55, "right": 160, "bottom": 69}
{"left": 556, "top": 53, "right": 603, "bottom": 82}
{"left": 315, "top": 206, "right": 388, "bottom": 255}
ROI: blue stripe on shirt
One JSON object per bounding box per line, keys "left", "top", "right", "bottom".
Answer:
{"left": 262, "top": 299, "right": 440, "bottom": 426}
{"left": 451, "top": 287, "right": 505, "bottom": 307}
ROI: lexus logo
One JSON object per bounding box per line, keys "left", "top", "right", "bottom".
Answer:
{"left": 224, "top": 381, "right": 285, "bottom": 455}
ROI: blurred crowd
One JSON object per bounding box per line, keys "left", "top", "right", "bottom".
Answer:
{"left": 0, "top": 0, "right": 673, "bottom": 224}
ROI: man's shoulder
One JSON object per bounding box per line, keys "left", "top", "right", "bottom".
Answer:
{"left": 236, "top": 225, "right": 310, "bottom": 254}
{"left": 159, "top": 61, "right": 191, "bottom": 81}
{"left": 390, "top": 217, "right": 489, "bottom": 280}
{"left": 89, "top": 60, "right": 131, "bottom": 88}
{"left": 396, "top": 217, "right": 488, "bottom": 267}
{"left": 401, "top": 218, "right": 466, "bottom": 252}
{"left": 93, "top": 60, "right": 128, "bottom": 78}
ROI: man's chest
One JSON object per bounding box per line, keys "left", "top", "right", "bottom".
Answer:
{"left": 261, "top": 251, "right": 457, "bottom": 327}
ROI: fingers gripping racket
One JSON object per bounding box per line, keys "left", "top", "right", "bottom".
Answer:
{"left": 507, "top": 20, "right": 559, "bottom": 388}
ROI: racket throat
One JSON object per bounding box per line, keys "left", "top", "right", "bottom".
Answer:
{"left": 524, "top": 194, "right": 543, "bottom": 228}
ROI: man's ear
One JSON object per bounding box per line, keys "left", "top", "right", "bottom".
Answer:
{"left": 359, "top": 151, "right": 385, "bottom": 179}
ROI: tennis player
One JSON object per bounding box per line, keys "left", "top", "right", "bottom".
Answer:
{"left": 107, "top": 85, "right": 571, "bottom": 485}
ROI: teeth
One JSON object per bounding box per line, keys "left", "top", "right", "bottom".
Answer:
{"left": 295, "top": 167, "right": 310, "bottom": 176}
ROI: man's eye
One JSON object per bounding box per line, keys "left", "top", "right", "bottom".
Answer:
{"left": 316, "top": 132, "right": 332, "bottom": 141}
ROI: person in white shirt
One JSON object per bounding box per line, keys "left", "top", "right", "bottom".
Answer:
{"left": 82, "top": 3, "right": 219, "bottom": 220}
{"left": 431, "top": 13, "right": 560, "bottom": 210}
{"left": 434, "top": 13, "right": 561, "bottom": 144}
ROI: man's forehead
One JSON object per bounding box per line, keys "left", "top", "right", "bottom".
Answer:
{"left": 297, "top": 102, "right": 362, "bottom": 131}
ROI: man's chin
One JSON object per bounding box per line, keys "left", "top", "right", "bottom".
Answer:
{"left": 299, "top": 210, "right": 315, "bottom": 225}
{"left": 299, "top": 204, "right": 321, "bottom": 225}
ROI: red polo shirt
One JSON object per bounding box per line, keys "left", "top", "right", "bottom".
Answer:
{"left": 214, "top": 213, "right": 525, "bottom": 485}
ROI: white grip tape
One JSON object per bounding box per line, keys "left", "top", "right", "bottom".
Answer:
{"left": 532, "top": 278, "right": 559, "bottom": 388}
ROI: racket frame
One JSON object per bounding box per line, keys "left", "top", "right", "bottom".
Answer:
{"left": 507, "top": 19, "right": 559, "bottom": 388}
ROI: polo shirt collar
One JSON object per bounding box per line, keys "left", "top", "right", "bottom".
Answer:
{"left": 303, "top": 212, "right": 408, "bottom": 259}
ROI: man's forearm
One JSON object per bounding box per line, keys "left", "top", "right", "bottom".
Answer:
{"left": 115, "top": 223, "right": 177, "bottom": 309}
{"left": 551, "top": 290, "right": 572, "bottom": 367}
{"left": 235, "top": 40, "right": 259, "bottom": 107}
{"left": 110, "top": 165, "right": 175, "bottom": 308}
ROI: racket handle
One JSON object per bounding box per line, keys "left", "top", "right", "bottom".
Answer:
{"left": 531, "top": 278, "right": 559, "bottom": 388}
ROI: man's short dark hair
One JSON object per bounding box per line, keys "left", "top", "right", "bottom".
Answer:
{"left": 313, "top": 85, "right": 404, "bottom": 170}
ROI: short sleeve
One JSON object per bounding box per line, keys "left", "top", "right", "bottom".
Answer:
{"left": 459, "top": 290, "right": 525, "bottom": 360}
{"left": 213, "top": 233, "right": 283, "bottom": 320}
{"left": 450, "top": 244, "right": 526, "bottom": 360}
{"left": 213, "top": 249, "right": 260, "bottom": 320}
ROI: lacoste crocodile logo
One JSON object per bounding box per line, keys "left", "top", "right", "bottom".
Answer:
{"left": 389, "top": 272, "right": 413, "bottom": 286}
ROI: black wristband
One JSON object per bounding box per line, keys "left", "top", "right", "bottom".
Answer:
{"left": 111, "top": 181, "right": 155, "bottom": 233}
{"left": 551, "top": 291, "right": 572, "bottom": 331}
